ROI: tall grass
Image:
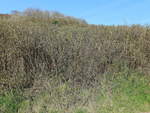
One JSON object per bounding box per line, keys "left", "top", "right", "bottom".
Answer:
{"left": 0, "top": 9, "right": 150, "bottom": 113}
{"left": 1, "top": 69, "right": 150, "bottom": 113}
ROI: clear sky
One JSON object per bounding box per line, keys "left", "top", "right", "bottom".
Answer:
{"left": 0, "top": 0, "right": 149, "bottom": 25}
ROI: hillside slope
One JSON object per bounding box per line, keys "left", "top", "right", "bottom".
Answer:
{"left": 0, "top": 9, "right": 150, "bottom": 113}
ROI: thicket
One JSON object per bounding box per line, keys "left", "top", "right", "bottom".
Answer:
{"left": 0, "top": 9, "right": 150, "bottom": 113}
{"left": 0, "top": 9, "right": 150, "bottom": 90}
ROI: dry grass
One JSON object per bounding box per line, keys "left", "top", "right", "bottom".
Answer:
{"left": 0, "top": 9, "right": 150, "bottom": 113}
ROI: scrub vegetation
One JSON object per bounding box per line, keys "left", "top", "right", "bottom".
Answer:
{"left": 0, "top": 8, "right": 150, "bottom": 113}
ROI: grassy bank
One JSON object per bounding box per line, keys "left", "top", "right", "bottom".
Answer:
{"left": 1, "top": 69, "right": 150, "bottom": 113}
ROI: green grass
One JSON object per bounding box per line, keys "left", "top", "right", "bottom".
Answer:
{"left": 75, "top": 109, "right": 87, "bottom": 113}
{"left": 97, "top": 71, "right": 150, "bottom": 113}
{"left": 0, "top": 90, "right": 25, "bottom": 113}
{"left": 1, "top": 70, "right": 149, "bottom": 113}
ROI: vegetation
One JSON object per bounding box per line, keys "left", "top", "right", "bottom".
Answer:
{"left": 0, "top": 9, "right": 150, "bottom": 113}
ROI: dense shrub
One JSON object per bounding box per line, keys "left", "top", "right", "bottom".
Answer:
{"left": 0, "top": 9, "right": 150, "bottom": 89}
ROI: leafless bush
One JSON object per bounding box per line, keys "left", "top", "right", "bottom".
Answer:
{"left": 0, "top": 10, "right": 150, "bottom": 90}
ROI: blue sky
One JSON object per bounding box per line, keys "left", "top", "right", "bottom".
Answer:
{"left": 0, "top": 0, "right": 149, "bottom": 25}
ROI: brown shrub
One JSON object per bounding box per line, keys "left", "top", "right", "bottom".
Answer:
{"left": 0, "top": 11, "right": 150, "bottom": 89}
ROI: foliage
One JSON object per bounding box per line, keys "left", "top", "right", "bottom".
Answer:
{"left": 0, "top": 90, "right": 25, "bottom": 113}
{"left": 0, "top": 9, "right": 150, "bottom": 113}
{"left": 0, "top": 70, "right": 149, "bottom": 113}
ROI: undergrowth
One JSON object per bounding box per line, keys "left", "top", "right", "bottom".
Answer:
{"left": 0, "top": 9, "right": 150, "bottom": 113}
{"left": 0, "top": 70, "right": 150, "bottom": 113}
